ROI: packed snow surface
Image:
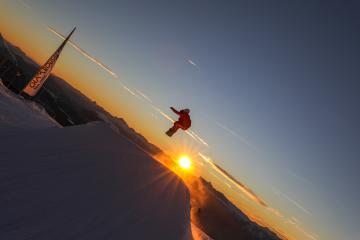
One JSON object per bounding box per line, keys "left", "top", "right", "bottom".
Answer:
{"left": 0, "top": 86, "right": 192, "bottom": 240}
{"left": 0, "top": 82, "right": 59, "bottom": 132}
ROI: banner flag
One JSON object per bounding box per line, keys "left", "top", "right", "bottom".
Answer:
{"left": 22, "top": 27, "right": 76, "bottom": 97}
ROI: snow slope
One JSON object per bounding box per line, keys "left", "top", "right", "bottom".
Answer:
{"left": 0, "top": 85, "right": 192, "bottom": 239}
{"left": 0, "top": 81, "right": 59, "bottom": 132}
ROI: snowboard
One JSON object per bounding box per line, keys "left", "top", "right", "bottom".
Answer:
{"left": 165, "top": 128, "right": 176, "bottom": 137}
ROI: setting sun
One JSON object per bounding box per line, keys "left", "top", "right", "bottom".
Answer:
{"left": 178, "top": 156, "right": 191, "bottom": 170}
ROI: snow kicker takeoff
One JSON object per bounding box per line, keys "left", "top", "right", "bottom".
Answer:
{"left": 166, "top": 107, "right": 191, "bottom": 137}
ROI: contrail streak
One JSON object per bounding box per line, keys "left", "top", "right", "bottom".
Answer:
{"left": 216, "top": 122, "right": 257, "bottom": 151}
{"left": 47, "top": 26, "right": 118, "bottom": 78}
{"left": 22, "top": 8, "right": 118, "bottom": 78}
{"left": 281, "top": 193, "right": 311, "bottom": 215}
{"left": 17, "top": 0, "right": 31, "bottom": 9}
{"left": 272, "top": 188, "right": 311, "bottom": 215}
{"left": 134, "top": 88, "right": 153, "bottom": 103}
{"left": 188, "top": 129, "right": 209, "bottom": 147}
{"left": 151, "top": 105, "right": 175, "bottom": 123}
{"left": 187, "top": 58, "right": 200, "bottom": 69}
{"left": 122, "top": 86, "right": 141, "bottom": 99}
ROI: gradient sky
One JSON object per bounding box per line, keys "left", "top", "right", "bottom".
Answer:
{"left": 1, "top": 1, "right": 360, "bottom": 239}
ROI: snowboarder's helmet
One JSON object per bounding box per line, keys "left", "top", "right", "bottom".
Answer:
{"left": 184, "top": 109, "right": 190, "bottom": 113}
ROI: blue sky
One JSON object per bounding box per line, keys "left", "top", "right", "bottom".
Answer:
{"left": 2, "top": 1, "right": 360, "bottom": 239}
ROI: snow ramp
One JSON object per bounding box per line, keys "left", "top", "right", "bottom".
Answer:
{"left": 0, "top": 122, "right": 192, "bottom": 240}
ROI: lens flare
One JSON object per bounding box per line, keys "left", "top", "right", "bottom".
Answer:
{"left": 178, "top": 156, "right": 191, "bottom": 170}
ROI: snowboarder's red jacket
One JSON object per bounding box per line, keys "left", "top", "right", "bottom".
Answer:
{"left": 171, "top": 107, "right": 191, "bottom": 129}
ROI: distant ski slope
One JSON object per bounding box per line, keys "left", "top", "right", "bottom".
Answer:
{"left": 0, "top": 85, "right": 192, "bottom": 240}
{"left": 191, "top": 223, "right": 214, "bottom": 240}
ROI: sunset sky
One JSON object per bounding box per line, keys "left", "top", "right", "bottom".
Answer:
{"left": 1, "top": 1, "right": 360, "bottom": 239}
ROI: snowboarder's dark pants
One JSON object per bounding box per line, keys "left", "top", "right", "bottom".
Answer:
{"left": 166, "top": 122, "right": 188, "bottom": 136}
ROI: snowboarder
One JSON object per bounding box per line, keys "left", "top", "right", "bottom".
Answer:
{"left": 166, "top": 107, "right": 191, "bottom": 137}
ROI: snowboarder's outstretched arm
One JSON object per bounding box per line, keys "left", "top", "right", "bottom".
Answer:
{"left": 170, "top": 107, "right": 180, "bottom": 115}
